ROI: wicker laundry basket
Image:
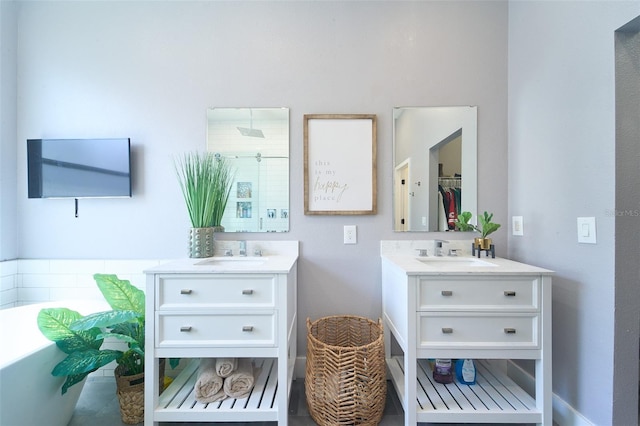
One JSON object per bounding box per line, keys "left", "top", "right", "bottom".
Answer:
{"left": 114, "top": 359, "right": 166, "bottom": 425}
{"left": 305, "top": 315, "right": 387, "bottom": 426}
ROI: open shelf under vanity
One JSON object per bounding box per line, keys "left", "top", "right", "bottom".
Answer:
{"left": 387, "top": 356, "right": 542, "bottom": 424}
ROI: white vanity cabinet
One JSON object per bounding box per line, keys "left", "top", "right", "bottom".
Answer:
{"left": 381, "top": 254, "right": 553, "bottom": 425}
{"left": 144, "top": 252, "right": 297, "bottom": 426}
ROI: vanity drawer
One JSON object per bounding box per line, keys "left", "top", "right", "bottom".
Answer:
{"left": 417, "top": 312, "right": 539, "bottom": 348}
{"left": 156, "top": 312, "right": 276, "bottom": 347}
{"left": 156, "top": 275, "right": 276, "bottom": 309}
{"left": 417, "top": 277, "right": 539, "bottom": 311}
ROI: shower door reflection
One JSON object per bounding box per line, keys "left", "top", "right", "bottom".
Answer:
{"left": 207, "top": 108, "right": 289, "bottom": 232}
{"left": 222, "top": 156, "right": 289, "bottom": 232}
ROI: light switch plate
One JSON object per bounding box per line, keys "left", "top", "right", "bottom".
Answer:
{"left": 512, "top": 216, "right": 524, "bottom": 236}
{"left": 577, "top": 217, "right": 596, "bottom": 244}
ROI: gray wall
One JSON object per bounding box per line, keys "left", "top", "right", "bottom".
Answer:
{"left": 0, "top": 1, "right": 17, "bottom": 261}
{"left": 508, "top": 2, "right": 640, "bottom": 424}
{"left": 11, "top": 1, "right": 508, "bottom": 337}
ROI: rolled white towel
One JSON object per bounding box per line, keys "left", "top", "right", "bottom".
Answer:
{"left": 223, "top": 358, "right": 255, "bottom": 399}
{"left": 215, "top": 358, "right": 238, "bottom": 378}
{"left": 195, "top": 358, "right": 225, "bottom": 403}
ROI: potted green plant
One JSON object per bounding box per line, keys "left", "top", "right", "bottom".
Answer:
{"left": 453, "top": 211, "right": 475, "bottom": 232}
{"left": 37, "top": 274, "right": 163, "bottom": 424}
{"left": 175, "top": 152, "right": 234, "bottom": 258}
{"left": 474, "top": 211, "right": 501, "bottom": 250}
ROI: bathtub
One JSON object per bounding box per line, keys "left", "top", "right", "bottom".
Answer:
{"left": 0, "top": 300, "right": 109, "bottom": 426}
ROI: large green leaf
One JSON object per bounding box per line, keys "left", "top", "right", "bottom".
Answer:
{"left": 98, "top": 331, "right": 139, "bottom": 346}
{"left": 52, "top": 349, "right": 121, "bottom": 377}
{"left": 69, "top": 310, "right": 141, "bottom": 331}
{"left": 37, "top": 308, "right": 103, "bottom": 353}
{"left": 61, "top": 373, "right": 90, "bottom": 395}
{"left": 93, "top": 274, "right": 145, "bottom": 315}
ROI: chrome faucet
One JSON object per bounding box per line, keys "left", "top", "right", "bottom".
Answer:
{"left": 434, "top": 239, "right": 449, "bottom": 257}
{"left": 238, "top": 241, "right": 247, "bottom": 257}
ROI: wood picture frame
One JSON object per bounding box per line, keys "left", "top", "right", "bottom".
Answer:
{"left": 304, "top": 114, "right": 377, "bottom": 215}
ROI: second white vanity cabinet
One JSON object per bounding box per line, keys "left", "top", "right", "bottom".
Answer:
{"left": 144, "top": 246, "right": 298, "bottom": 426}
{"left": 381, "top": 250, "right": 553, "bottom": 425}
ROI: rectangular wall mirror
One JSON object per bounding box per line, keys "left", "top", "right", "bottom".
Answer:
{"left": 207, "top": 107, "right": 289, "bottom": 232}
{"left": 393, "top": 106, "right": 477, "bottom": 232}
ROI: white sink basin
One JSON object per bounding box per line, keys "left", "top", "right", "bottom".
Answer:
{"left": 416, "top": 257, "right": 497, "bottom": 267}
{"left": 195, "top": 257, "right": 267, "bottom": 267}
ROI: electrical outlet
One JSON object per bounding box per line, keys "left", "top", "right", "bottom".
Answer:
{"left": 344, "top": 225, "right": 357, "bottom": 244}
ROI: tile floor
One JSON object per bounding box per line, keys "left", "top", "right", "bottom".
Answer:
{"left": 68, "top": 376, "right": 540, "bottom": 426}
{"left": 68, "top": 377, "right": 404, "bottom": 426}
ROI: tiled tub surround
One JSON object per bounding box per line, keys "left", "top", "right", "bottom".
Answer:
{"left": 0, "top": 258, "right": 163, "bottom": 309}
{"left": 0, "top": 240, "right": 266, "bottom": 309}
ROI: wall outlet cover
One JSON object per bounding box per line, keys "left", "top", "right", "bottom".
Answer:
{"left": 512, "top": 216, "right": 524, "bottom": 236}
{"left": 344, "top": 225, "right": 357, "bottom": 244}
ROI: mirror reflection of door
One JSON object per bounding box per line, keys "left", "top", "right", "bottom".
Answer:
{"left": 394, "top": 160, "right": 410, "bottom": 231}
{"left": 433, "top": 130, "right": 462, "bottom": 231}
{"left": 393, "top": 106, "right": 477, "bottom": 232}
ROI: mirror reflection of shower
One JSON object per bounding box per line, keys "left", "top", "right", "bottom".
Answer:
{"left": 237, "top": 109, "right": 265, "bottom": 138}
{"left": 207, "top": 107, "right": 290, "bottom": 233}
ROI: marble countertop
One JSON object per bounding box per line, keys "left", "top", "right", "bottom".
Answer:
{"left": 382, "top": 254, "right": 553, "bottom": 276}
{"left": 144, "top": 254, "right": 298, "bottom": 274}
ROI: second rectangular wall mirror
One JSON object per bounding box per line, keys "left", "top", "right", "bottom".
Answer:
{"left": 207, "top": 107, "right": 290, "bottom": 232}
{"left": 393, "top": 106, "right": 477, "bottom": 232}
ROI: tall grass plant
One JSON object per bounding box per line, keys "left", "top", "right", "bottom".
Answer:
{"left": 175, "top": 152, "right": 234, "bottom": 228}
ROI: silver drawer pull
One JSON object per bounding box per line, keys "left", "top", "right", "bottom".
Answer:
{"left": 242, "top": 326, "right": 254, "bottom": 332}
{"left": 441, "top": 290, "right": 453, "bottom": 296}
{"left": 180, "top": 326, "right": 192, "bottom": 332}
{"left": 504, "top": 328, "right": 516, "bottom": 334}
{"left": 441, "top": 327, "right": 453, "bottom": 334}
{"left": 180, "top": 289, "right": 192, "bottom": 295}
{"left": 504, "top": 291, "right": 516, "bottom": 297}
{"left": 242, "top": 289, "right": 254, "bottom": 295}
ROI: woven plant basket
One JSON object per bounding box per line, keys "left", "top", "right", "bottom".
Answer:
{"left": 305, "top": 315, "right": 387, "bottom": 426}
{"left": 114, "top": 359, "right": 165, "bottom": 425}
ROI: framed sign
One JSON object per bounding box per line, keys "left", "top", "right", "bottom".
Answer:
{"left": 304, "top": 114, "right": 377, "bottom": 215}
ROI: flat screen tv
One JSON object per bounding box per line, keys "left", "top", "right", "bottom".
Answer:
{"left": 27, "top": 138, "right": 132, "bottom": 199}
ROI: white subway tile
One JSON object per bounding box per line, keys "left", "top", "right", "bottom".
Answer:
{"left": 0, "top": 275, "right": 16, "bottom": 292}
{"left": 104, "top": 259, "right": 161, "bottom": 274}
{"left": 49, "top": 287, "right": 104, "bottom": 301}
{"left": 21, "top": 274, "right": 78, "bottom": 288}
{"left": 0, "top": 260, "right": 18, "bottom": 277}
{"left": 49, "top": 259, "right": 106, "bottom": 274}
{"left": 18, "top": 259, "right": 51, "bottom": 274}
{"left": 0, "top": 288, "right": 18, "bottom": 306}
{"left": 18, "top": 287, "right": 51, "bottom": 302}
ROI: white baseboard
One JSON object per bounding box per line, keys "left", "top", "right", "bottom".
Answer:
{"left": 507, "top": 360, "right": 594, "bottom": 426}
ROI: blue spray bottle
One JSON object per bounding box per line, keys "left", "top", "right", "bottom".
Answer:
{"left": 455, "top": 359, "right": 476, "bottom": 385}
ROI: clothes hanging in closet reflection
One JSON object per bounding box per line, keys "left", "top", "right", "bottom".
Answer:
{"left": 438, "top": 181, "right": 461, "bottom": 231}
